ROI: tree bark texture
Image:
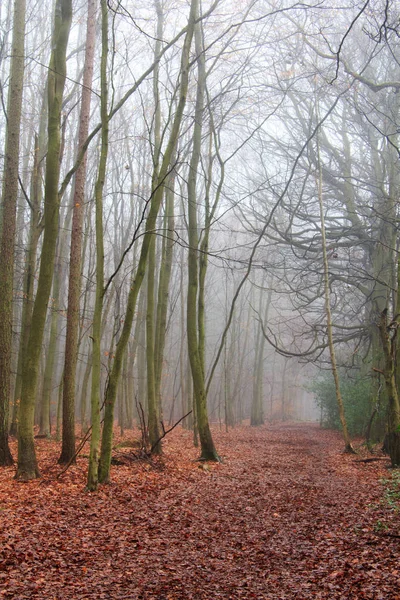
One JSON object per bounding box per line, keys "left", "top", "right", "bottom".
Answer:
{"left": 16, "top": 0, "right": 72, "bottom": 480}
{"left": 86, "top": 0, "right": 108, "bottom": 491}
{"left": 60, "top": 0, "right": 97, "bottom": 465}
{"left": 0, "top": 0, "right": 26, "bottom": 465}
{"left": 186, "top": 10, "right": 219, "bottom": 461}
{"left": 378, "top": 310, "right": 400, "bottom": 467}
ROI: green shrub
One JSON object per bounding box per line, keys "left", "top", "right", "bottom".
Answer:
{"left": 310, "top": 371, "right": 375, "bottom": 437}
{"left": 381, "top": 470, "right": 400, "bottom": 512}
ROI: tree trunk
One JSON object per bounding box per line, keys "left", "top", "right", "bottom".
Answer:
{"left": 251, "top": 287, "right": 272, "bottom": 426}
{"left": 79, "top": 343, "right": 92, "bottom": 435}
{"left": 39, "top": 286, "right": 60, "bottom": 437}
{"left": 378, "top": 310, "right": 400, "bottom": 467}
{"left": 10, "top": 129, "right": 44, "bottom": 437}
{"left": 86, "top": 0, "right": 108, "bottom": 491}
{"left": 145, "top": 0, "right": 164, "bottom": 453}
{"left": 186, "top": 10, "right": 219, "bottom": 461}
{"left": 0, "top": 0, "right": 26, "bottom": 465}
{"left": 98, "top": 0, "right": 198, "bottom": 484}
{"left": 179, "top": 245, "right": 192, "bottom": 430}
{"left": 60, "top": 0, "right": 97, "bottom": 464}
{"left": 154, "top": 166, "right": 176, "bottom": 427}
{"left": 146, "top": 236, "right": 161, "bottom": 452}
{"left": 316, "top": 124, "right": 354, "bottom": 454}
{"left": 136, "top": 288, "right": 147, "bottom": 412}
{"left": 16, "top": 0, "right": 73, "bottom": 480}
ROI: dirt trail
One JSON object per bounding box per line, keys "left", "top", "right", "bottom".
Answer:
{"left": 1, "top": 424, "right": 399, "bottom": 599}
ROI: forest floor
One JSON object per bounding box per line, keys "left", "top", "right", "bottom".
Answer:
{"left": 0, "top": 423, "right": 399, "bottom": 599}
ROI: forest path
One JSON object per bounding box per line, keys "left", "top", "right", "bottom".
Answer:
{"left": 1, "top": 424, "right": 399, "bottom": 599}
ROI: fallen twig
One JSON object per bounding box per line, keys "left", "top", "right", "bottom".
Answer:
{"left": 150, "top": 411, "right": 193, "bottom": 453}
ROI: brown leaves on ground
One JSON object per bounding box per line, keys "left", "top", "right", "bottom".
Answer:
{"left": 0, "top": 423, "right": 399, "bottom": 599}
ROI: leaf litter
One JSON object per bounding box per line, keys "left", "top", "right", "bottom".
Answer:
{"left": 0, "top": 423, "right": 399, "bottom": 599}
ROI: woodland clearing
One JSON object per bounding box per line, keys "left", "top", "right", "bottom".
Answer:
{"left": 0, "top": 423, "right": 399, "bottom": 599}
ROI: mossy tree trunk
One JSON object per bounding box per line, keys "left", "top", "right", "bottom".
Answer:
{"left": 10, "top": 130, "right": 44, "bottom": 437}
{"left": 179, "top": 245, "right": 193, "bottom": 430}
{"left": 16, "top": 0, "right": 73, "bottom": 480}
{"left": 86, "top": 0, "right": 108, "bottom": 492}
{"left": 98, "top": 0, "right": 199, "bottom": 484}
{"left": 367, "top": 124, "right": 396, "bottom": 425}
{"left": 154, "top": 169, "right": 175, "bottom": 421}
{"left": 223, "top": 338, "right": 234, "bottom": 429}
{"left": 0, "top": 0, "right": 26, "bottom": 466}
{"left": 39, "top": 213, "right": 70, "bottom": 437}
{"left": 316, "top": 126, "right": 354, "bottom": 454}
{"left": 378, "top": 309, "right": 400, "bottom": 467}
{"left": 10, "top": 78, "right": 47, "bottom": 436}
{"left": 146, "top": 236, "right": 160, "bottom": 452}
{"left": 136, "top": 288, "right": 147, "bottom": 413}
{"left": 186, "top": 11, "right": 219, "bottom": 462}
{"left": 377, "top": 105, "right": 400, "bottom": 462}
{"left": 251, "top": 286, "right": 272, "bottom": 427}
{"left": 79, "top": 343, "right": 92, "bottom": 435}
{"left": 146, "top": 0, "right": 163, "bottom": 453}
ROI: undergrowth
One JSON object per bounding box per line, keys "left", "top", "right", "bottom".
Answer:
{"left": 381, "top": 469, "right": 400, "bottom": 512}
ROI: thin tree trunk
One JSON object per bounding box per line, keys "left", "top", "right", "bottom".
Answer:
{"left": 179, "top": 245, "right": 191, "bottom": 429}
{"left": 154, "top": 166, "right": 176, "bottom": 426}
{"left": 251, "top": 287, "right": 272, "bottom": 426}
{"left": 56, "top": 374, "right": 63, "bottom": 441}
{"left": 60, "top": 0, "right": 97, "bottom": 464}
{"left": 98, "top": 0, "right": 198, "bottom": 483}
{"left": 86, "top": 0, "right": 109, "bottom": 491}
{"left": 39, "top": 281, "right": 60, "bottom": 437}
{"left": 316, "top": 126, "right": 354, "bottom": 454}
{"left": 281, "top": 358, "right": 288, "bottom": 422}
{"left": 186, "top": 10, "right": 219, "bottom": 461}
{"left": 80, "top": 344, "right": 92, "bottom": 435}
{"left": 126, "top": 342, "right": 134, "bottom": 428}
{"left": 136, "top": 287, "right": 147, "bottom": 413}
{"left": 146, "top": 0, "right": 164, "bottom": 453}
{"left": 146, "top": 237, "right": 160, "bottom": 451}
